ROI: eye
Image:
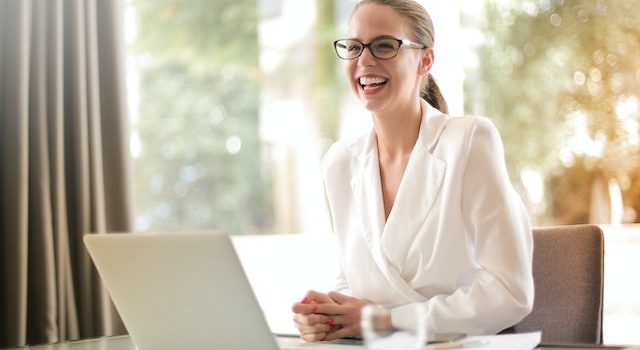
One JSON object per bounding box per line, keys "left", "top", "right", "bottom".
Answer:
{"left": 372, "top": 40, "right": 398, "bottom": 53}
{"left": 346, "top": 42, "right": 362, "bottom": 52}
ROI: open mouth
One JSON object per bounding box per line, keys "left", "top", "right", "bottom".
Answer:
{"left": 359, "top": 76, "right": 388, "bottom": 91}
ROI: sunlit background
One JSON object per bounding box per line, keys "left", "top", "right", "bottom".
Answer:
{"left": 124, "top": 0, "right": 640, "bottom": 344}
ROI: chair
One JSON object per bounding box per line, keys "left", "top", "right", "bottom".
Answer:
{"left": 513, "top": 224, "right": 604, "bottom": 344}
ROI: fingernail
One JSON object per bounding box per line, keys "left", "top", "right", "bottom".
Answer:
{"left": 301, "top": 297, "right": 310, "bottom": 304}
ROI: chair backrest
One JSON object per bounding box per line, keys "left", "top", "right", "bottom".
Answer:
{"left": 514, "top": 224, "right": 604, "bottom": 344}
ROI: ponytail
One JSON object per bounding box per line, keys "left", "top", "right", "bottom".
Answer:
{"left": 421, "top": 73, "right": 448, "bottom": 114}
{"left": 354, "top": 1, "right": 448, "bottom": 114}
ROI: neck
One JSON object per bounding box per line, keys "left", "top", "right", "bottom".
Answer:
{"left": 372, "top": 99, "right": 423, "bottom": 161}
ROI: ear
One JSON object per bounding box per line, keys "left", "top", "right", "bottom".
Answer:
{"left": 417, "top": 47, "right": 434, "bottom": 76}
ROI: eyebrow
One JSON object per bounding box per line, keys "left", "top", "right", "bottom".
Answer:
{"left": 346, "top": 34, "right": 399, "bottom": 42}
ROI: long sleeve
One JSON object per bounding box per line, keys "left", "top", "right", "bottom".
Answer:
{"left": 322, "top": 145, "right": 354, "bottom": 297}
{"left": 391, "top": 117, "right": 534, "bottom": 335}
{"left": 335, "top": 269, "right": 352, "bottom": 296}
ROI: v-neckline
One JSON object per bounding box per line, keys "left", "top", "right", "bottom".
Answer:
{"left": 378, "top": 150, "right": 413, "bottom": 223}
{"left": 374, "top": 138, "right": 418, "bottom": 228}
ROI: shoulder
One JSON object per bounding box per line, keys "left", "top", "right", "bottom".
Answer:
{"left": 323, "top": 139, "right": 353, "bottom": 175}
{"left": 444, "top": 115, "right": 498, "bottom": 135}
{"left": 426, "top": 114, "right": 504, "bottom": 165}
{"left": 322, "top": 131, "right": 368, "bottom": 175}
{"left": 441, "top": 115, "right": 502, "bottom": 149}
{"left": 422, "top": 100, "right": 498, "bottom": 138}
{"left": 323, "top": 139, "right": 351, "bottom": 167}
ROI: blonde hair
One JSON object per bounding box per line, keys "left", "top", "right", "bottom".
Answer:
{"left": 352, "top": 0, "right": 449, "bottom": 114}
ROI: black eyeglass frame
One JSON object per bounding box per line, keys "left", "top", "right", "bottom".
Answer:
{"left": 333, "top": 37, "right": 426, "bottom": 60}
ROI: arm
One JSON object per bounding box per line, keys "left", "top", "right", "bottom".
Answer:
{"left": 323, "top": 143, "right": 353, "bottom": 296}
{"left": 291, "top": 143, "right": 355, "bottom": 341}
{"left": 392, "top": 117, "right": 534, "bottom": 335}
{"left": 335, "top": 269, "right": 353, "bottom": 295}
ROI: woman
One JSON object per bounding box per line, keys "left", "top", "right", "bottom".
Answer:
{"left": 292, "top": 0, "right": 534, "bottom": 342}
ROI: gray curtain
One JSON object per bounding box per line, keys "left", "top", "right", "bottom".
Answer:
{"left": 0, "top": 0, "right": 133, "bottom": 347}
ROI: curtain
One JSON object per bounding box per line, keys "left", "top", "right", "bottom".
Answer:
{"left": 0, "top": 0, "right": 133, "bottom": 347}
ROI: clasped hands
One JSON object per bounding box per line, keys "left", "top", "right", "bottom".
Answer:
{"left": 291, "top": 290, "right": 372, "bottom": 342}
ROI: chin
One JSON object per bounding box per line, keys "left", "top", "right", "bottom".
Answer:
{"left": 358, "top": 97, "right": 388, "bottom": 113}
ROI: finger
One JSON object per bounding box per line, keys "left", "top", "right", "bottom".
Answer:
{"left": 326, "top": 314, "right": 349, "bottom": 326}
{"left": 303, "top": 290, "right": 333, "bottom": 304}
{"left": 292, "top": 301, "right": 322, "bottom": 314}
{"left": 324, "top": 326, "right": 355, "bottom": 341}
{"left": 293, "top": 313, "right": 331, "bottom": 326}
{"left": 301, "top": 332, "right": 326, "bottom": 342}
{"left": 297, "top": 323, "right": 331, "bottom": 334}
{"left": 313, "top": 303, "right": 347, "bottom": 315}
{"left": 291, "top": 302, "right": 308, "bottom": 314}
{"left": 324, "top": 316, "right": 336, "bottom": 328}
{"left": 328, "top": 291, "right": 352, "bottom": 305}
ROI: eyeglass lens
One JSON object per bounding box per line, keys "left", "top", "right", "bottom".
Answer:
{"left": 335, "top": 39, "right": 401, "bottom": 59}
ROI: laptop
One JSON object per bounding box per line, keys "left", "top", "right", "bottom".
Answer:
{"left": 84, "top": 232, "right": 288, "bottom": 350}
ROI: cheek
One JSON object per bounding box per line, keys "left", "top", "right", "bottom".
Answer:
{"left": 344, "top": 61, "right": 355, "bottom": 79}
{"left": 392, "top": 59, "right": 421, "bottom": 86}
{"left": 344, "top": 62, "right": 358, "bottom": 88}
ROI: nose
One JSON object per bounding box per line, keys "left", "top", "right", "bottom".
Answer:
{"left": 358, "top": 46, "right": 377, "bottom": 66}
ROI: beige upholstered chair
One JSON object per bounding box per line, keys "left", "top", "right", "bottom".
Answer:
{"left": 513, "top": 224, "right": 604, "bottom": 344}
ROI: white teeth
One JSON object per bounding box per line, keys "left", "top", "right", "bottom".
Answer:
{"left": 359, "top": 76, "right": 388, "bottom": 85}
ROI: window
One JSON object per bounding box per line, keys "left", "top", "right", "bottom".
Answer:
{"left": 127, "top": 0, "right": 270, "bottom": 233}
{"left": 126, "top": 0, "right": 640, "bottom": 343}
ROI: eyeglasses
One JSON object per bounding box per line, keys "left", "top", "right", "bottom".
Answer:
{"left": 333, "top": 37, "right": 426, "bottom": 60}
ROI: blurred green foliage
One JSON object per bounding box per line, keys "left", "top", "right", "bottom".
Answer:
{"left": 132, "top": 0, "right": 272, "bottom": 233}
{"left": 314, "top": 0, "right": 340, "bottom": 146}
{"left": 468, "top": 0, "right": 640, "bottom": 224}
{"left": 131, "top": 0, "right": 640, "bottom": 230}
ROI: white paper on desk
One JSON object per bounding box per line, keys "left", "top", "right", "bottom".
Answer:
{"left": 277, "top": 332, "right": 541, "bottom": 350}
{"left": 460, "top": 331, "right": 541, "bottom": 350}
{"left": 278, "top": 337, "right": 364, "bottom": 350}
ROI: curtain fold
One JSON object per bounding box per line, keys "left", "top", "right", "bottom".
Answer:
{"left": 0, "top": 0, "right": 132, "bottom": 347}
{"left": 1, "top": 0, "right": 32, "bottom": 346}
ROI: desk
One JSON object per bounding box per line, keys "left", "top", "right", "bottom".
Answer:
{"left": 3, "top": 335, "right": 630, "bottom": 350}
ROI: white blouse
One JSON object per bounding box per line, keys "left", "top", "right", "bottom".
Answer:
{"left": 323, "top": 100, "right": 534, "bottom": 335}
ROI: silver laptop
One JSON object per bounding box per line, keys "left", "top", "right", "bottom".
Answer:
{"left": 84, "top": 232, "right": 282, "bottom": 350}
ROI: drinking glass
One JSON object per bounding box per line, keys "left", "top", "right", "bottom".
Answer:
{"left": 361, "top": 304, "right": 428, "bottom": 350}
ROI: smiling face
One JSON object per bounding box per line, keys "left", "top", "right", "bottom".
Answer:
{"left": 345, "top": 3, "right": 431, "bottom": 115}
